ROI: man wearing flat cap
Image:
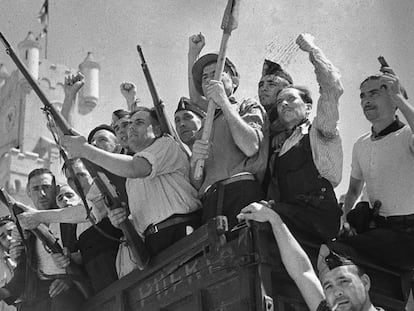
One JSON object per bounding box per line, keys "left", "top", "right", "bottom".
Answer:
{"left": 238, "top": 204, "right": 382, "bottom": 311}
{"left": 187, "top": 33, "right": 268, "bottom": 231}
{"left": 174, "top": 97, "right": 205, "bottom": 150}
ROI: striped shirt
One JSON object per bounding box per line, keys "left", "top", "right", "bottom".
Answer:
{"left": 275, "top": 47, "right": 343, "bottom": 187}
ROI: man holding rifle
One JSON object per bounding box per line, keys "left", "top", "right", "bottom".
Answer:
{"left": 188, "top": 35, "right": 268, "bottom": 231}
{"left": 0, "top": 169, "right": 84, "bottom": 311}
{"left": 62, "top": 107, "right": 201, "bottom": 276}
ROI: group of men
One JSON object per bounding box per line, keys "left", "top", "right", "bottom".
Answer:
{"left": 0, "top": 31, "right": 412, "bottom": 311}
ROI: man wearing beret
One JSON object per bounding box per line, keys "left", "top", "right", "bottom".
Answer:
{"left": 188, "top": 33, "right": 268, "bottom": 231}
{"left": 174, "top": 96, "right": 205, "bottom": 150}
{"left": 253, "top": 33, "right": 344, "bottom": 244}
{"left": 238, "top": 203, "right": 382, "bottom": 311}
{"left": 87, "top": 124, "right": 121, "bottom": 154}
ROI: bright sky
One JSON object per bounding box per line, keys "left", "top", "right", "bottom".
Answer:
{"left": 1, "top": 0, "right": 413, "bottom": 196}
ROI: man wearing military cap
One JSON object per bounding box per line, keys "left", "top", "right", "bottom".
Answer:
{"left": 174, "top": 96, "right": 205, "bottom": 150}
{"left": 188, "top": 33, "right": 268, "bottom": 231}
{"left": 259, "top": 59, "right": 293, "bottom": 117}
{"left": 238, "top": 203, "right": 382, "bottom": 311}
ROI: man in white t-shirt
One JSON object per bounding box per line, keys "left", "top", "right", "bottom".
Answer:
{"left": 62, "top": 107, "right": 201, "bottom": 276}
{"left": 339, "top": 67, "right": 414, "bottom": 270}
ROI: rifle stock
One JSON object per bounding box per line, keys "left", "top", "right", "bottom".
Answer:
{"left": 0, "top": 188, "right": 93, "bottom": 298}
{"left": 93, "top": 171, "right": 150, "bottom": 270}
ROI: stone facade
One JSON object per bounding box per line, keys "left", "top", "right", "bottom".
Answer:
{"left": 0, "top": 32, "right": 100, "bottom": 215}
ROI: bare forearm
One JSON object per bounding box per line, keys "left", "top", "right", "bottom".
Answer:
{"left": 80, "top": 144, "right": 145, "bottom": 178}
{"left": 222, "top": 106, "right": 260, "bottom": 157}
{"left": 35, "top": 206, "right": 88, "bottom": 224}
{"left": 61, "top": 95, "right": 75, "bottom": 127}
{"left": 188, "top": 52, "right": 207, "bottom": 107}
{"left": 397, "top": 97, "right": 414, "bottom": 134}
{"left": 269, "top": 215, "right": 324, "bottom": 310}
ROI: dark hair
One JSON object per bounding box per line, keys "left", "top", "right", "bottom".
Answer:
{"left": 0, "top": 216, "right": 13, "bottom": 227}
{"left": 277, "top": 85, "right": 313, "bottom": 106}
{"left": 61, "top": 158, "right": 83, "bottom": 177}
{"left": 130, "top": 106, "right": 160, "bottom": 126}
{"left": 87, "top": 124, "right": 116, "bottom": 144}
{"left": 112, "top": 109, "right": 130, "bottom": 120}
{"left": 27, "top": 168, "right": 56, "bottom": 186}
{"left": 360, "top": 74, "right": 382, "bottom": 89}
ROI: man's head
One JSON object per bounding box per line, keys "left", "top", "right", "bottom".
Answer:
{"left": 27, "top": 168, "right": 57, "bottom": 210}
{"left": 360, "top": 74, "right": 397, "bottom": 124}
{"left": 0, "top": 217, "right": 15, "bottom": 251}
{"left": 87, "top": 124, "right": 120, "bottom": 153}
{"left": 111, "top": 109, "right": 131, "bottom": 149}
{"left": 62, "top": 158, "right": 94, "bottom": 194}
{"left": 174, "top": 97, "right": 205, "bottom": 146}
{"left": 259, "top": 59, "right": 293, "bottom": 111}
{"left": 275, "top": 85, "right": 312, "bottom": 129}
{"left": 192, "top": 53, "right": 240, "bottom": 99}
{"left": 318, "top": 246, "right": 372, "bottom": 311}
{"left": 56, "top": 184, "right": 82, "bottom": 209}
{"left": 128, "top": 107, "right": 161, "bottom": 152}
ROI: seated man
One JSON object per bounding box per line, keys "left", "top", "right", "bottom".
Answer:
{"left": 0, "top": 169, "right": 84, "bottom": 311}
{"left": 338, "top": 66, "right": 414, "bottom": 270}
{"left": 61, "top": 107, "right": 201, "bottom": 276}
{"left": 174, "top": 96, "right": 205, "bottom": 150}
{"left": 188, "top": 34, "right": 268, "bottom": 231}
{"left": 254, "top": 33, "right": 344, "bottom": 243}
{"left": 238, "top": 203, "right": 381, "bottom": 311}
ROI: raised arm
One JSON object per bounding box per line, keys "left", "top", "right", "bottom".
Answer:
{"left": 238, "top": 202, "right": 325, "bottom": 311}
{"left": 188, "top": 33, "right": 208, "bottom": 108}
{"left": 120, "top": 82, "right": 140, "bottom": 112}
{"left": 61, "top": 73, "right": 85, "bottom": 127}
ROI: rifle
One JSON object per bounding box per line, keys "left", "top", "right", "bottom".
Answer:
{"left": 0, "top": 32, "right": 150, "bottom": 270}
{"left": 0, "top": 188, "right": 93, "bottom": 299}
{"left": 136, "top": 45, "right": 190, "bottom": 157}
{"left": 90, "top": 169, "right": 150, "bottom": 269}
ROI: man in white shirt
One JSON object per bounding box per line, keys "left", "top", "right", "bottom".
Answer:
{"left": 339, "top": 67, "right": 414, "bottom": 270}
{"left": 62, "top": 107, "right": 201, "bottom": 276}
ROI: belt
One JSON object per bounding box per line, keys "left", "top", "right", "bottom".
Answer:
{"left": 144, "top": 212, "right": 200, "bottom": 237}
{"left": 377, "top": 214, "right": 414, "bottom": 222}
{"left": 203, "top": 173, "right": 256, "bottom": 197}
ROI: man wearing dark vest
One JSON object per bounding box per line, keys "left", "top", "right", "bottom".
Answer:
{"left": 259, "top": 33, "right": 344, "bottom": 243}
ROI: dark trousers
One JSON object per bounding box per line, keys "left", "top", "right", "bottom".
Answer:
{"left": 334, "top": 226, "right": 414, "bottom": 270}
{"left": 202, "top": 179, "right": 264, "bottom": 231}
{"left": 273, "top": 200, "right": 341, "bottom": 244}
{"left": 18, "top": 280, "right": 84, "bottom": 311}
{"left": 84, "top": 249, "right": 119, "bottom": 292}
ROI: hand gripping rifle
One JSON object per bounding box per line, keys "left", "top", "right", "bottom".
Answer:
{"left": 0, "top": 33, "right": 150, "bottom": 270}
{"left": 136, "top": 46, "right": 190, "bottom": 157}
{"left": 378, "top": 55, "right": 408, "bottom": 99}
{"left": 89, "top": 168, "right": 150, "bottom": 269}
{"left": 0, "top": 188, "right": 93, "bottom": 299}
